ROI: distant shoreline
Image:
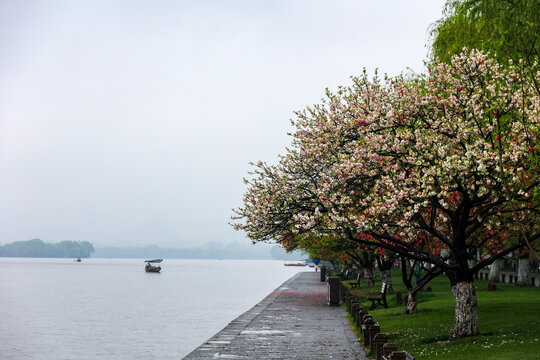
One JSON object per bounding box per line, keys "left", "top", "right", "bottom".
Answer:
{"left": 0, "top": 239, "right": 305, "bottom": 261}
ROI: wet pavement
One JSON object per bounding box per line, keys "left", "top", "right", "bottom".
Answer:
{"left": 182, "top": 271, "right": 367, "bottom": 360}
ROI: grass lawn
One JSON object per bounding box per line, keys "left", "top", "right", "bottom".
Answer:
{"left": 343, "top": 270, "right": 540, "bottom": 360}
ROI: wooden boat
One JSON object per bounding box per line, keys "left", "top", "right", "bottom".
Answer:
{"left": 144, "top": 259, "right": 162, "bottom": 273}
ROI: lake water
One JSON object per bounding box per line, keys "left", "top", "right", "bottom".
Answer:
{"left": 0, "top": 258, "right": 306, "bottom": 360}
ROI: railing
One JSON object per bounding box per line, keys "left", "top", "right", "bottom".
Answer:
{"left": 340, "top": 284, "right": 416, "bottom": 360}
{"left": 476, "top": 270, "right": 540, "bottom": 286}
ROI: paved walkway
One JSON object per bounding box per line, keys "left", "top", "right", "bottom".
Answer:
{"left": 182, "top": 271, "right": 367, "bottom": 360}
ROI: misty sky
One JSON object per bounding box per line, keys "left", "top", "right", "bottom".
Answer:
{"left": 1, "top": 0, "right": 446, "bottom": 247}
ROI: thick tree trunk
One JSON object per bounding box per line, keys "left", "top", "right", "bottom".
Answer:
{"left": 517, "top": 257, "right": 531, "bottom": 287}
{"left": 364, "top": 267, "right": 375, "bottom": 287}
{"left": 381, "top": 269, "right": 394, "bottom": 293}
{"left": 376, "top": 254, "right": 396, "bottom": 293}
{"left": 405, "top": 290, "right": 417, "bottom": 314}
{"left": 449, "top": 281, "right": 479, "bottom": 339}
{"left": 488, "top": 259, "right": 502, "bottom": 282}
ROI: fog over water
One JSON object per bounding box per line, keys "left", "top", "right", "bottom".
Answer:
{"left": 0, "top": 0, "right": 446, "bottom": 247}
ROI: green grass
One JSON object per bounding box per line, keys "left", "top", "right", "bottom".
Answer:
{"left": 343, "top": 270, "right": 540, "bottom": 360}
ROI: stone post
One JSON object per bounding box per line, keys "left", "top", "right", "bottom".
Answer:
{"left": 382, "top": 343, "right": 398, "bottom": 359}
{"left": 362, "top": 318, "right": 375, "bottom": 346}
{"left": 388, "top": 351, "right": 407, "bottom": 360}
{"left": 346, "top": 294, "right": 352, "bottom": 311}
{"left": 369, "top": 323, "right": 381, "bottom": 351}
{"left": 395, "top": 291, "right": 402, "bottom": 305}
{"left": 373, "top": 333, "right": 388, "bottom": 360}
{"left": 351, "top": 303, "right": 361, "bottom": 324}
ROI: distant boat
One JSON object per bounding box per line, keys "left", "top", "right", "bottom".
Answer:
{"left": 284, "top": 262, "right": 306, "bottom": 267}
{"left": 144, "top": 259, "right": 162, "bottom": 273}
{"left": 75, "top": 257, "right": 82, "bottom": 262}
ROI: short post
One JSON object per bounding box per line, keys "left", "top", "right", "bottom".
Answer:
{"left": 351, "top": 303, "right": 361, "bottom": 324}
{"left": 362, "top": 313, "right": 373, "bottom": 325}
{"left": 362, "top": 318, "right": 375, "bottom": 346}
{"left": 348, "top": 294, "right": 355, "bottom": 311}
{"left": 395, "top": 291, "right": 403, "bottom": 305}
{"left": 369, "top": 323, "right": 381, "bottom": 351}
{"left": 358, "top": 309, "right": 368, "bottom": 325}
{"left": 354, "top": 305, "right": 365, "bottom": 325}
{"left": 373, "top": 333, "right": 388, "bottom": 360}
{"left": 340, "top": 285, "right": 346, "bottom": 300}
{"left": 320, "top": 266, "right": 327, "bottom": 282}
{"left": 327, "top": 276, "right": 340, "bottom": 306}
{"left": 382, "top": 343, "right": 398, "bottom": 359}
{"left": 388, "top": 351, "right": 407, "bottom": 360}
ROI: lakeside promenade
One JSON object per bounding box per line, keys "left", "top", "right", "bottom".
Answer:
{"left": 182, "top": 271, "right": 367, "bottom": 360}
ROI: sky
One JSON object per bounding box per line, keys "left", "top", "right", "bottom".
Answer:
{"left": 0, "top": 0, "right": 447, "bottom": 247}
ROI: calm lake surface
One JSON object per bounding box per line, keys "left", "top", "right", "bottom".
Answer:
{"left": 0, "top": 258, "right": 306, "bottom": 360}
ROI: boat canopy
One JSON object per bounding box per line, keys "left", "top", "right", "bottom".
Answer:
{"left": 144, "top": 259, "right": 163, "bottom": 263}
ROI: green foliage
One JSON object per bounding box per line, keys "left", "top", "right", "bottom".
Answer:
{"left": 430, "top": 0, "right": 540, "bottom": 65}
{"left": 0, "top": 239, "right": 95, "bottom": 258}
{"left": 348, "top": 270, "right": 540, "bottom": 359}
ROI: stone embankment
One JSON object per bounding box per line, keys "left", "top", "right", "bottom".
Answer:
{"left": 182, "top": 271, "right": 367, "bottom": 359}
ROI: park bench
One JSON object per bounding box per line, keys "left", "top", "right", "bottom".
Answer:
{"left": 366, "top": 282, "right": 388, "bottom": 310}
{"left": 348, "top": 273, "right": 363, "bottom": 288}
{"left": 339, "top": 269, "right": 351, "bottom": 280}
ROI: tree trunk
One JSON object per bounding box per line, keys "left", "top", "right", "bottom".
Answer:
{"left": 488, "top": 259, "right": 502, "bottom": 282}
{"left": 364, "top": 267, "right": 375, "bottom": 287}
{"left": 381, "top": 269, "right": 394, "bottom": 293}
{"left": 517, "top": 256, "right": 531, "bottom": 287}
{"left": 449, "top": 281, "right": 479, "bottom": 339}
{"left": 404, "top": 290, "right": 417, "bottom": 314}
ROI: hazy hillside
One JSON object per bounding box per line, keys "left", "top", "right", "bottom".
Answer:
{"left": 0, "top": 239, "right": 95, "bottom": 258}
{"left": 0, "top": 239, "right": 305, "bottom": 260}
{"left": 93, "top": 242, "right": 305, "bottom": 260}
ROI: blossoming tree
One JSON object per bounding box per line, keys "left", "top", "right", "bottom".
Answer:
{"left": 233, "top": 50, "right": 539, "bottom": 339}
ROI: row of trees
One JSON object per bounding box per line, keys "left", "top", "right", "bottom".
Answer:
{"left": 233, "top": 0, "right": 539, "bottom": 340}
{"left": 0, "top": 239, "right": 95, "bottom": 258}
{"left": 232, "top": 49, "right": 539, "bottom": 339}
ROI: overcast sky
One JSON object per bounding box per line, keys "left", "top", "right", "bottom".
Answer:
{"left": 0, "top": 0, "right": 446, "bottom": 247}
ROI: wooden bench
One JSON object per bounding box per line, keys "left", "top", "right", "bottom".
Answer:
{"left": 344, "top": 273, "right": 362, "bottom": 288}
{"left": 339, "top": 269, "right": 351, "bottom": 280}
{"left": 367, "top": 282, "right": 388, "bottom": 310}
{"left": 350, "top": 273, "right": 363, "bottom": 288}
